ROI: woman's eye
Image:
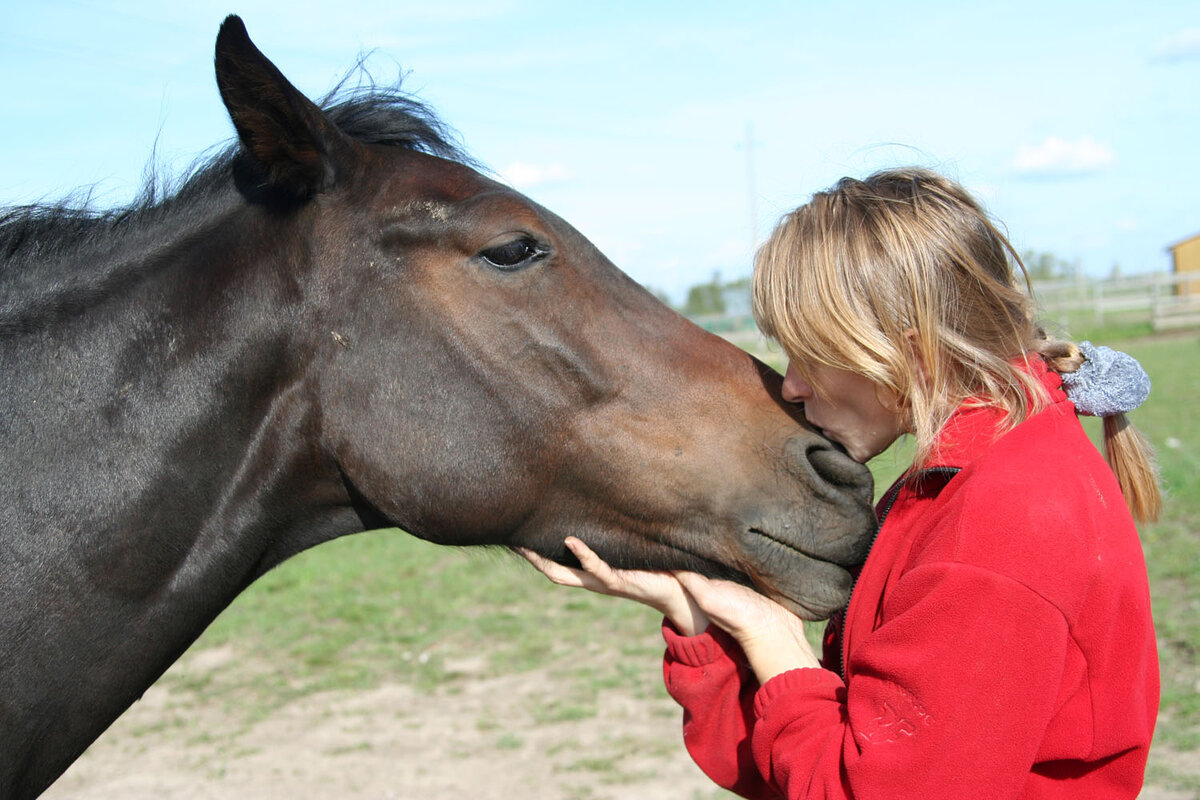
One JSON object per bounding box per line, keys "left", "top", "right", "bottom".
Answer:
{"left": 479, "top": 237, "right": 545, "bottom": 270}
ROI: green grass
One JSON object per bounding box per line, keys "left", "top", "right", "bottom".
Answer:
{"left": 1038, "top": 308, "right": 1159, "bottom": 344}
{"left": 178, "top": 331, "right": 1199, "bottom": 789}
{"left": 1103, "top": 335, "right": 1200, "bottom": 756}
{"left": 177, "top": 534, "right": 669, "bottom": 726}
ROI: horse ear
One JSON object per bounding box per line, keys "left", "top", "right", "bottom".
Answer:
{"left": 214, "top": 15, "right": 351, "bottom": 198}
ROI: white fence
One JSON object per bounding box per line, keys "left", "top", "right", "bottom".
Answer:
{"left": 1035, "top": 271, "right": 1200, "bottom": 332}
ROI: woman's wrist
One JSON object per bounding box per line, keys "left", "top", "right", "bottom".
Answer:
{"left": 663, "top": 592, "right": 711, "bottom": 637}
{"left": 735, "top": 627, "right": 821, "bottom": 684}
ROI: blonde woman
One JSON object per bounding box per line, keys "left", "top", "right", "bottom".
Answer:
{"left": 523, "top": 168, "right": 1160, "bottom": 799}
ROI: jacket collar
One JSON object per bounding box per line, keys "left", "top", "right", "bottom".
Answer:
{"left": 918, "top": 356, "right": 1068, "bottom": 472}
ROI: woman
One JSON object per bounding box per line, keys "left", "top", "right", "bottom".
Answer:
{"left": 522, "top": 168, "right": 1160, "bottom": 799}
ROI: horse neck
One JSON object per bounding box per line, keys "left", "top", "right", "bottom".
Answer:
{"left": 20, "top": 189, "right": 366, "bottom": 590}
{"left": 0, "top": 191, "right": 363, "bottom": 797}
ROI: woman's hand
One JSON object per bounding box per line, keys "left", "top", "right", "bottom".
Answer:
{"left": 521, "top": 539, "right": 824, "bottom": 682}
{"left": 673, "top": 572, "right": 821, "bottom": 682}
{"left": 518, "top": 537, "right": 710, "bottom": 636}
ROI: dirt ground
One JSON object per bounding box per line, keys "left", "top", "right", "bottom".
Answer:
{"left": 42, "top": 644, "right": 1195, "bottom": 799}
{"left": 44, "top": 645, "right": 732, "bottom": 800}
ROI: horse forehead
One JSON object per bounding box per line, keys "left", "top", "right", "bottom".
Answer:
{"left": 371, "top": 155, "right": 532, "bottom": 222}
{"left": 378, "top": 175, "right": 547, "bottom": 232}
{"left": 375, "top": 149, "right": 499, "bottom": 200}
{"left": 388, "top": 199, "right": 454, "bottom": 222}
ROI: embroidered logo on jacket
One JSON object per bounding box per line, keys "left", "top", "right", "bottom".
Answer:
{"left": 857, "top": 681, "right": 934, "bottom": 744}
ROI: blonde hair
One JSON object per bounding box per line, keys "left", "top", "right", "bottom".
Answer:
{"left": 752, "top": 168, "right": 1160, "bottom": 523}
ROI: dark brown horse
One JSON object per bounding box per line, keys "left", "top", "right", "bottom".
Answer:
{"left": 0, "top": 17, "right": 875, "bottom": 798}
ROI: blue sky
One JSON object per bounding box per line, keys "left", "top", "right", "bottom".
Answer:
{"left": 2, "top": 1, "right": 1197, "bottom": 302}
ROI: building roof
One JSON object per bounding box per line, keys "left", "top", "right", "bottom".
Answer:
{"left": 1167, "top": 231, "right": 1200, "bottom": 252}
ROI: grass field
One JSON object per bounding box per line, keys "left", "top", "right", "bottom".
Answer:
{"left": 87, "top": 331, "right": 1200, "bottom": 796}
{"left": 1113, "top": 335, "right": 1200, "bottom": 778}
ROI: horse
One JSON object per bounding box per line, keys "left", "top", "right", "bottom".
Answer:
{"left": 0, "top": 16, "right": 876, "bottom": 798}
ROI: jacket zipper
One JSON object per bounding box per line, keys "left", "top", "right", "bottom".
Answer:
{"left": 836, "top": 465, "right": 962, "bottom": 680}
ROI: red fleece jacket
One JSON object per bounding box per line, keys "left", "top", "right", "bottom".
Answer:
{"left": 662, "top": 362, "right": 1159, "bottom": 799}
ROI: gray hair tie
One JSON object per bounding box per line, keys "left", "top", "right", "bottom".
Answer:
{"left": 1059, "top": 341, "right": 1151, "bottom": 417}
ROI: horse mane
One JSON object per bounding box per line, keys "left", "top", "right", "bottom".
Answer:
{"left": 0, "top": 72, "right": 475, "bottom": 268}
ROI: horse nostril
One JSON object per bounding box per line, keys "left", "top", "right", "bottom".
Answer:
{"left": 809, "top": 445, "right": 855, "bottom": 486}
{"left": 790, "top": 439, "right": 874, "bottom": 500}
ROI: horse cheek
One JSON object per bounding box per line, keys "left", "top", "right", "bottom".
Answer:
{"left": 319, "top": 366, "right": 539, "bottom": 546}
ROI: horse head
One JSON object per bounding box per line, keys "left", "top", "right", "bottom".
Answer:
{"left": 214, "top": 16, "right": 876, "bottom": 620}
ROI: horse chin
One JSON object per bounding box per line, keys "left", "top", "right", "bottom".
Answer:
{"left": 760, "top": 563, "right": 855, "bottom": 621}
{"left": 693, "top": 555, "right": 853, "bottom": 622}
{"left": 736, "top": 525, "right": 866, "bottom": 621}
{"left": 520, "top": 524, "right": 741, "bottom": 586}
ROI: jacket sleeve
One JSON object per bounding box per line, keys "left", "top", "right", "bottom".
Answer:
{"left": 751, "top": 563, "right": 1071, "bottom": 800}
{"left": 661, "top": 620, "right": 780, "bottom": 799}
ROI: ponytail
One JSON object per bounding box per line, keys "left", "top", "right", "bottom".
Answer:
{"left": 1102, "top": 414, "right": 1161, "bottom": 523}
{"left": 1037, "top": 338, "right": 1161, "bottom": 523}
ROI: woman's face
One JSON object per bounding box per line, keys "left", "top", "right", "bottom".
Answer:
{"left": 782, "top": 362, "right": 908, "bottom": 463}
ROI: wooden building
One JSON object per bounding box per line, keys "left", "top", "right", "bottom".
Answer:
{"left": 1168, "top": 232, "right": 1200, "bottom": 295}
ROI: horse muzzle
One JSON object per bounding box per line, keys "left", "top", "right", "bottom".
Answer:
{"left": 736, "top": 437, "right": 877, "bottom": 619}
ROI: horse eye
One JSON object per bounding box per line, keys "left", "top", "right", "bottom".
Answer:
{"left": 479, "top": 237, "right": 545, "bottom": 270}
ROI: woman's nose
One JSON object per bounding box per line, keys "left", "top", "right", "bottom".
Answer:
{"left": 781, "top": 363, "right": 813, "bottom": 403}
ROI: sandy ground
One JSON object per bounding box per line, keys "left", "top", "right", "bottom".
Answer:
{"left": 41, "top": 644, "right": 1195, "bottom": 799}
{"left": 43, "top": 646, "right": 732, "bottom": 800}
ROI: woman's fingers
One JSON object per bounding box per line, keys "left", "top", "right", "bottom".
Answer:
{"left": 674, "top": 571, "right": 810, "bottom": 641}
{"left": 518, "top": 539, "right": 696, "bottom": 624}
{"left": 672, "top": 570, "right": 718, "bottom": 595}
{"left": 518, "top": 539, "right": 622, "bottom": 593}
{"left": 563, "top": 536, "right": 622, "bottom": 585}
{"left": 674, "top": 572, "right": 819, "bottom": 679}
{"left": 517, "top": 547, "right": 591, "bottom": 589}
{"left": 523, "top": 546, "right": 809, "bottom": 653}
{"left": 673, "top": 572, "right": 773, "bottom": 633}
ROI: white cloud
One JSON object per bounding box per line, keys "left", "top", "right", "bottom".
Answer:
{"left": 1152, "top": 28, "right": 1200, "bottom": 62}
{"left": 498, "top": 162, "right": 573, "bottom": 189}
{"left": 1010, "top": 136, "right": 1116, "bottom": 178}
